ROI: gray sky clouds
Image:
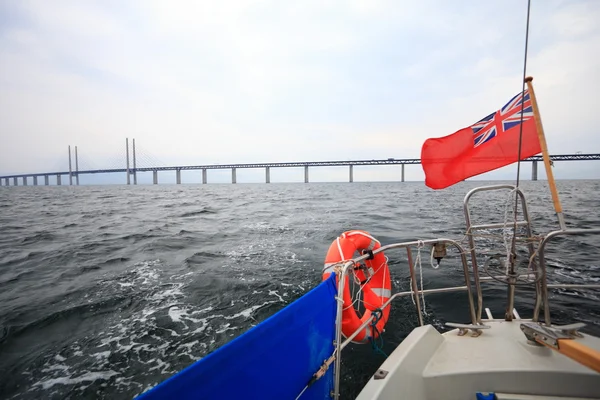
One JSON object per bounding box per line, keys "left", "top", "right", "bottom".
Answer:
{"left": 1, "top": 0, "right": 598, "bottom": 183}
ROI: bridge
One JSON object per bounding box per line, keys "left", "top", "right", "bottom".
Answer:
{"left": 0, "top": 138, "right": 598, "bottom": 186}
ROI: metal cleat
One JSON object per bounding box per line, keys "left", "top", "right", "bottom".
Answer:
{"left": 520, "top": 322, "right": 570, "bottom": 348}
{"left": 446, "top": 322, "right": 490, "bottom": 337}
{"left": 551, "top": 322, "right": 586, "bottom": 338}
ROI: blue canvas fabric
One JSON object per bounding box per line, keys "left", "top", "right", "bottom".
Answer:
{"left": 137, "top": 274, "right": 338, "bottom": 400}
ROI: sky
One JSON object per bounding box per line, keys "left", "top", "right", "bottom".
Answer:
{"left": 0, "top": 0, "right": 599, "bottom": 184}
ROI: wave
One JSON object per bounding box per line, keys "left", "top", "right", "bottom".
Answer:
{"left": 183, "top": 251, "right": 225, "bottom": 268}
{"left": 0, "top": 225, "right": 25, "bottom": 232}
{"left": 179, "top": 208, "right": 216, "bottom": 217}
{"left": 0, "top": 251, "right": 42, "bottom": 268}
{"left": 20, "top": 232, "right": 55, "bottom": 244}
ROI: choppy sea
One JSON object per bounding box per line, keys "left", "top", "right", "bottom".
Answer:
{"left": 1, "top": 180, "right": 599, "bottom": 399}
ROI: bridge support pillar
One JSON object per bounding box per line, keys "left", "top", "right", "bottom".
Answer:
{"left": 532, "top": 160, "right": 538, "bottom": 181}
{"left": 68, "top": 145, "right": 73, "bottom": 186}
{"left": 202, "top": 169, "right": 207, "bottom": 184}
{"left": 176, "top": 169, "right": 181, "bottom": 184}
{"left": 13, "top": 177, "right": 17, "bottom": 186}
{"left": 153, "top": 171, "right": 158, "bottom": 184}
{"left": 349, "top": 165, "right": 353, "bottom": 183}
{"left": 75, "top": 146, "right": 80, "bottom": 185}
{"left": 304, "top": 165, "right": 309, "bottom": 183}
{"left": 33, "top": 176, "right": 38, "bottom": 186}
{"left": 23, "top": 177, "right": 27, "bottom": 186}
{"left": 4, "top": 178, "right": 8, "bottom": 186}
{"left": 57, "top": 175, "right": 61, "bottom": 185}
{"left": 265, "top": 167, "right": 270, "bottom": 183}
{"left": 132, "top": 139, "right": 137, "bottom": 185}
{"left": 232, "top": 168, "right": 236, "bottom": 184}
{"left": 401, "top": 164, "right": 405, "bottom": 182}
{"left": 44, "top": 175, "right": 49, "bottom": 186}
{"left": 126, "top": 139, "right": 130, "bottom": 185}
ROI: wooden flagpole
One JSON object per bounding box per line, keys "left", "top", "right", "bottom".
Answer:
{"left": 525, "top": 76, "right": 566, "bottom": 230}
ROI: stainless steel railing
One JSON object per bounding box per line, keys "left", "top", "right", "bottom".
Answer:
{"left": 331, "top": 238, "right": 479, "bottom": 399}
{"left": 329, "top": 237, "right": 600, "bottom": 399}
{"left": 328, "top": 185, "right": 600, "bottom": 399}
{"left": 534, "top": 228, "right": 600, "bottom": 325}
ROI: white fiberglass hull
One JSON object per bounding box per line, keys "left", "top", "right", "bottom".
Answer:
{"left": 356, "top": 320, "right": 600, "bottom": 400}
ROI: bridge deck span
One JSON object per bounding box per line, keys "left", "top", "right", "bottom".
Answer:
{"left": 0, "top": 154, "right": 598, "bottom": 179}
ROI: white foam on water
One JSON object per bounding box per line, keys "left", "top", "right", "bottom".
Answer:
{"left": 24, "top": 258, "right": 286, "bottom": 398}
{"left": 178, "top": 340, "right": 199, "bottom": 353}
{"left": 35, "top": 370, "right": 119, "bottom": 390}
{"left": 215, "top": 323, "right": 232, "bottom": 334}
{"left": 168, "top": 306, "right": 186, "bottom": 323}
{"left": 23, "top": 260, "right": 203, "bottom": 396}
{"left": 42, "top": 364, "right": 70, "bottom": 373}
{"left": 268, "top": 290, "right": 284, "bottom": 302}
{"left": 147, "top": 358, "right": 171, "bottom": 374}
{"left": 93, "top": 351, "right": 111, "bottom": 359}
{"left": 224, "top": 301, "right": 274, "bottom": 320}
{"left": 192, "top": 305, "right": 214, "bottom": 314}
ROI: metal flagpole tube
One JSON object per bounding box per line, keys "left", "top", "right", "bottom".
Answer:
{"left": 525, "top": 76, "right": 566, "bottom": 230}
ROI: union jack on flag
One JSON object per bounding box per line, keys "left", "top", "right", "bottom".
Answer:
{"left": 472, "top": 90, "right": 533, "bottom": 147}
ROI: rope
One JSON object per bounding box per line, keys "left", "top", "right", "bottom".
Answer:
{"left": 413, "top": 240, "right": 428, "bottom": 315}
{"left": 343, "top": 255, "right": 388, "bottom": 312}
{"left": 369, "top": 308, "right": 388, "bottom": 357}
{"left": 295, "top": 385, "right": 309, "bottom": 400}
{"left": 294, "top": 352, "right": 337, "bottom": 400}
{"left": 429, "top": 246, "right": 440, "bottom": 270}
{"left": 508, "top": 0, "right": 532, "bottom": 275}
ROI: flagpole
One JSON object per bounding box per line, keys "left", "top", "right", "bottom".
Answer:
{"left": 525, "top": 76, "right": 566, "bottom": 230}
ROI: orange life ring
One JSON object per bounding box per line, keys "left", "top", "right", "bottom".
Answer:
{"left": 322, "top": 230, "right": 391, "bottom": 344}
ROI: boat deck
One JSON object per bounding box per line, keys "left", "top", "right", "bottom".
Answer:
{"left": 357, "top": 320, "right": 600, "bottom": 400}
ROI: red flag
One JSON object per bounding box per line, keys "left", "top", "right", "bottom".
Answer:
{"left": 421, "top": 89, "right": 541, "bottom": 189}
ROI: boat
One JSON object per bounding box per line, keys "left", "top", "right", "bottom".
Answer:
{"left": 135, "top": 179, "right": 600, "bottom": 400}
{"left": 135, "top": 5, "right": 600, "bottom": 399}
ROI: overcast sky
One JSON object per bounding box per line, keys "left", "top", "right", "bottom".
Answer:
{"left": 1, "top": 0, "right": 598, "bottom": 184}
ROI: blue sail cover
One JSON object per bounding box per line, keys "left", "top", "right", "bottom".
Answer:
{"left": 137, "top": 274, "right": 338, "bottom": 400}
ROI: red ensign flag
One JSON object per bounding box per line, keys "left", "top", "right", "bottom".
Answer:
{"left": 421, "top": 90, "right": 541, "bottom": 189}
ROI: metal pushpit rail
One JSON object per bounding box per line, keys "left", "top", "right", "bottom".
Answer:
{"left": 463, "top": 184, "right": 537, "bottom": 323}
{"left": 534, "top": 228, "right": 600, "bottom": 325}
{"left": 330, "top": 238, "right": 481, "bottom": 399}
{"left": 323, "top": 185, "right": 600, "bottom": 399}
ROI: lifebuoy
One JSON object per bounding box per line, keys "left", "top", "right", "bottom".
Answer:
{"left": 323, "top": 230, "right": 391, "bottom": 343}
